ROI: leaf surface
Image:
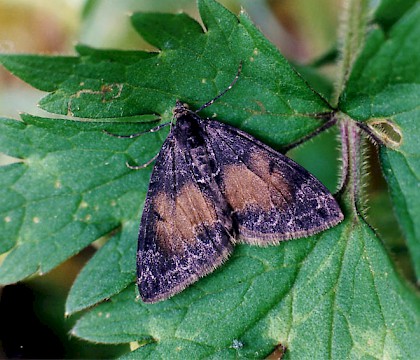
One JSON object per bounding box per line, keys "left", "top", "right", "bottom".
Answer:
{"left": 0, "top": 1, "right": 419, "bottom": 359}
{"left": 340, "top": 4, "right": 420, "bottom": 279}
{"left": 0, "top": 0, "right": 330, "bottom": 294}
{"left": 72, "top": 217, "right": 420, "bottom": 359}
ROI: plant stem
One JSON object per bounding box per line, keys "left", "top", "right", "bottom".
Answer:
{"left": 332, "top": 0, "right": 370, "bottom": 107}
{"left": 338, "top": 116, "right": 364, "bottom": 216}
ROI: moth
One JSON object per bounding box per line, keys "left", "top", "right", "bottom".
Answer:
{"left": 126, "top": 67, "right": 343, "bottom": 303}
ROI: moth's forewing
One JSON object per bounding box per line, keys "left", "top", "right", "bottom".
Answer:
{"left": 137, "top": 117, "right": 234, "bottom": 303}
{"left": 203, "top": 119, "right": 344, "bottom": 244}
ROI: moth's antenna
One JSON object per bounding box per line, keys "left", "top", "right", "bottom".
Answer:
{"left": 103, "top": 122, "right": 171, "bottom": 139}
{"left": 195, "top": 61, "right": 242, "bottom": 113}
{"left": 103, "top": 122, "right": 169, "bottom": 170}
{"left": 125, "top": 153, "right": 160, "bottom": 170}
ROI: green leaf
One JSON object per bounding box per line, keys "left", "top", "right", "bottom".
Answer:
{"left": 0, "top": 0, "right": 335, "bottom": 313}
{"left": 374, "top": 0, "right": 418, "bottom": 30}
{"left": 291, "top": 63, "right": 335, "bottom": 104}
{"left": 0, "top": 55, "right": 80, "bottom": 92}
{"left": 65, "top": 220, "right": 138, "bottom": 316}
{"left": 1, "top": 1, "right": 419, "bottom": 358}
{"left": 340, "top": 4, "right": 420, "bottom": 279}
{"left": 0, "top": 0, "right": 332, "bottom": 286}
{"left": 0, "top": 1, "right": 330, "bottom": 149}
{"left": 380, "top": 134, "right": 420, "bottom": 277}
{"left": 72, "top": 217, "right": 420, "bottom": 358}
{"left": 0, "top": 114, "right": 163, "bottom": 284}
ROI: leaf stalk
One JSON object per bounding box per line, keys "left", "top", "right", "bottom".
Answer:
{"left": 337, "top": 116, "right": 365, "bottom": 217}
{"left": 333, "top": 0, "right": 370, "bottom": 107}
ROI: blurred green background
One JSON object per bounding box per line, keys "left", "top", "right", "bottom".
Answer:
{"left": 0, "top": 0, "right": 407, "bottom": 358}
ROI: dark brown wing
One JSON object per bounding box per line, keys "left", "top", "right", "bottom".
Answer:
{"left": 137, "top": 131, "right": 234, "bottom": 303}
{"left": 203, "top": 119, "right": 344, "bottom": 244}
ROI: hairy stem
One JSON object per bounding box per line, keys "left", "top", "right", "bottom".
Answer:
{"left": 332, "top": 0, "right": 370, "bottom": 107}
{"left": 338, "top": 116, "right": 365, "bottom": 216}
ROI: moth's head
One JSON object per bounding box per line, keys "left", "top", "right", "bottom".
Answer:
{"left": 173, "top": 100, "right": 190, "bottom": 119}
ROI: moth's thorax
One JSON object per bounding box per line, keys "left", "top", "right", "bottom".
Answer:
{"left": 171, "top": 101, "right": 205, "bottom": 148}
{"left": 171, "top": 105, "right": 213, "bottom": 175}
{"left": 173, "top": 115, "right": 205, "bottom": 150}
{"left": 173, "top": 100, "right": 190, "bottom": 119}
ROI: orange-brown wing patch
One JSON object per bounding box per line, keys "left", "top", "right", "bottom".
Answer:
{"left": 223, "top": 150, "right": 293, "bottom": 213}
{"left": 153, "top": 182, "right": 218, "bottom": 253}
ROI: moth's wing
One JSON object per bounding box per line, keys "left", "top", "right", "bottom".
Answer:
{"left": 137, "top": 134, "right": 234, "bottom": 303}
{"left": 204, "top": 120, "right": 344, "bottom": 244}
